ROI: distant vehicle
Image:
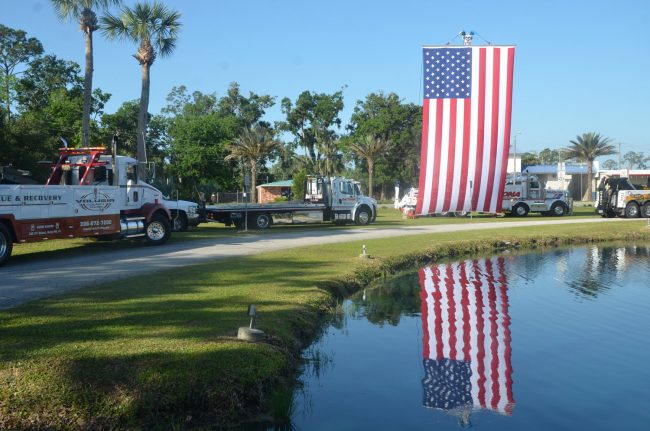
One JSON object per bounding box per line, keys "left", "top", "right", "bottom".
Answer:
{"left": 162, "top": 197, "right": 200, "bottom": 232}
{"left": 597, "top": 175, "right": 650, "bottom": 218}
{"left": 204, "top": 176, "right": 377, "bottom": 229}
{"left": 501, "top": 174, "right": 572, "bottom": 217}
{"left": 0, "top": 145, "right": 173, "bottom": 266}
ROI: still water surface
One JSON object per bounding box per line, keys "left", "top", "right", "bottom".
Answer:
{"left": 291, "top": 245, "right": 650, "bottom": 430}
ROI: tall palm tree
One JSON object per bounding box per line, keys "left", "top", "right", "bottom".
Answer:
{"left": 51, "top": 0, "right": 120, "bottom": 147}
{"left": 563, "top": 132, "right": 616, "bottom": 201}
{"left": 225, "top": 125, "right": 281, "bottom": 203}
{"left": 101, "top": 1, "right": 181, "bottom": 176}
{"left": 349, "top": 134, "right": 390, "bottom": 199}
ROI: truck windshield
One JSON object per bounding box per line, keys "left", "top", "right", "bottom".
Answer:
{"left": 354, "top": 184, "right": 363, "bottom": 196}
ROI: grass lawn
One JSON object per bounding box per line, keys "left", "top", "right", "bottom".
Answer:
{"left": 2, "top": 218, "right": 644, "bottom": 429}
{"left": 10, "top": 203, "right": 600, "bottom": 262}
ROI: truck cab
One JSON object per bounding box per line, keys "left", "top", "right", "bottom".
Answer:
{"left": 305, "top": 176, "right": 377, "bottom": 225}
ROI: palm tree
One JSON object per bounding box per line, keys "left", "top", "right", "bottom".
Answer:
{"left": 51, "top": 0, "right": 120, "bottom": 147}
{"left": 225, "top": 125, "right": 281, "bottom": 203}
{"left": 563, "top": 132, "right": 616, "bottom": 201}
{"left": 349, "top": 134, "right": 390, "bottom": 199}
{"left": 101, "top": 1, "right": 181, "bottom": 176}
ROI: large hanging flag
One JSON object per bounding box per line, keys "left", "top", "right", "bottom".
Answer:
{"left": 416, "top": 45, "right": 515, "bottom": 215}
{"left": 420, "top": 257, "right": 515, "bottom": 415}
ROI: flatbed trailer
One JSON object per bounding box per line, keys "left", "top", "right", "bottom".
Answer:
{"left": 204, "top": 176, "right": 377, "bottom": 229}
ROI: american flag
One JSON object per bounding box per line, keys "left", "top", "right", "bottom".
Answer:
{"left": 420, "top": 257, "right": 515, "bottom": 415}
{"left": 416, "top": 46, "right": 515, "bottom": 215}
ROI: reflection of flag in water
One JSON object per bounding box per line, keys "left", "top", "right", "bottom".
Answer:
{"left": 420, "top": 257, "right": 514, "bottom": 415}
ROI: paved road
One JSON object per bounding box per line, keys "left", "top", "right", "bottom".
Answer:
{"left": 0, "top": 217, "right": 642, "bottom": 310}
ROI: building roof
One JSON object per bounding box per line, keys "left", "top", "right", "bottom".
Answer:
{"left": 257, "top": 180, "right": 293, "bottom": 187}
{"left": 523, "top": 164, "right": 589, "bottom": 175}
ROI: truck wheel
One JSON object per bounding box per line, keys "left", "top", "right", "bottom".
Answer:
{"left": 172, "top": 211, "right": 188, "bottom": 232}
{"left": 355, "top": 206, "right": 371, "bottom": 225}
{"left": 642, "top": 203, "right": 650, "bottom": 218}
{"left": 512, "top": 203, "right": 529, "bottom": 217}
{"left": 0, "top": 224, "right": 13, "bottom": 266}
{"left": 252, "top": 213, "right": 272, "bottom": 229}
{"left": 145, "top": 213, "right": 172, "bottom": 245}
{"left": 550, "top": 202, "right": 567, "bottom": 216}
{"left": 624, "top": 202, "right": 640, "bottom": 218}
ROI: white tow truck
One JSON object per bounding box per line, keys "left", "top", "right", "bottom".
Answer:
{"left": 0, "top": 145, "right": 174, "bottom": 266}
{"left": 502, "top": 174, "right": 573, "bottom": 217}
{"left": 597, "top": 175, "right": 650, "bottom": 218}
{"left": 204, "top": 175, "right": 378, "bottom": 229}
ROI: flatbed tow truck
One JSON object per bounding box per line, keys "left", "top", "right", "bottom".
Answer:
{"left": 204, "top": 175, "right": 378, "bottom": 229}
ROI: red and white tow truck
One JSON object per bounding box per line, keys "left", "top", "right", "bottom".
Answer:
{"left": 0, "top": 145, "right": 174, "bottom": 266}
{"left": 502, "top": 174, "right": 573, "bottom": 217}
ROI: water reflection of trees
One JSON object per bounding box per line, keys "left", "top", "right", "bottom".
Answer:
{"left": 349, "top": 272, "right": 421, "bottom": 326}
{"left": 565, "top": 246, "right": 650, "bottom": 299}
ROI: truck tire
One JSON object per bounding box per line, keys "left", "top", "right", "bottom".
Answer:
{"left": 252, "top": 213, "right": 272, "bottom": 229}
{"left": 624, "top": 202, "right": 640, "bottom": 218}
{"left": 355, "top": 206, "right": 372, "bottom": 225}
{"left": 172, "top": 211, "right": 188, "bottom": 232}
{"left": 512, "top": 203, "right": 529, "bottom": 217}
{"left": 0, "top": 224, "right": 13, "bottom": 266}
{"left": 642, "top": 203, "right": 650, "bottom": 218}
{"left": 550, "top": 202, "right": 567, "bottom": 216}
{"left": 145, "top": 213, "right": 172, "bottom": 245}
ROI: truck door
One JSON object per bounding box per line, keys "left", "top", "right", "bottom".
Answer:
{"left": 330, "top": 179, "right": 356, "bottom": 222}
{"left": 125, "top": 163, "right": 140, "bottom": 208}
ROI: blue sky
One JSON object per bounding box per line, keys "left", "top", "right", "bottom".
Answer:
{"left": 3, "top": 0, "right": 649, "bottom": 156}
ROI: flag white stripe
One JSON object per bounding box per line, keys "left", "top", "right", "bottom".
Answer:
{"left": 436, "top": 99, "right": 451, "bottom": 212}
{"left": 449, "top": 100, "right": 465, "bottom": 211}
{"left": 465, "top": 47, "right": 480, "bottom": 211}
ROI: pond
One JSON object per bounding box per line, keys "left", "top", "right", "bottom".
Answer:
{"left": 289, "top": 245, "right": 650, "bottom": 431}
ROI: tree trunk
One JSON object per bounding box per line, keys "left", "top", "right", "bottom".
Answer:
{"left": 380, "top": 183, "right": 386, "bottom": 201}
{"left": 250, "top": 161, "right": 257, "bottom": 203}
{"left": 585, "top": 162, "right": 593, "bottom": 201}
{"left": 368, "top": 159, "right": 374, "bottom": 199}
{"left": 82, "top": 30, "right": 93, "bottom": 147}
{"left": 3, "top": 66, "right": 10, "bottom": 120}
{"left": 137, "top": 63, "right": 151, "bottom": 179}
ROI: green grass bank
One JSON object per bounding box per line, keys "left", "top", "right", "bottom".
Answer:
{"left": 1, "top": 220, "right": 648, "bottom": 429}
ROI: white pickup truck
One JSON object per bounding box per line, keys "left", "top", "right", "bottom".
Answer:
{"left": 0, "top": 146, "right": 175, "bottom": 266}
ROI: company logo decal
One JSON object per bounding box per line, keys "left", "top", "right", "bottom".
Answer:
{"left": 76, "top": 189, "right": 115, "bottom": 211}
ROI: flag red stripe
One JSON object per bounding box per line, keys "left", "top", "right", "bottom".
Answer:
{"left": 472, "top": 48, "right": 486, "bottom": 210}
{"left": 419, "top": 268, "right": 430, "bottom": 359}
{"left": 497, "top": 257, "right": 515, "bottom": 409}
{"left": 483, "top": 49, "right": 501, "bottom": 211}
{"left": 456, "top": 100, "right": 472, "bottom": 211}
{"left": 496, "top": 48, "right": 515, "bottom": 213}
{"left": 443, "top": 100, "right": 457, "bottom": 212}
{"left": 445, "top": 264, "right": 457, "bottom": 359}
{"left": 432, "top": 266, "right": 444, "bottom": 360}
{"left": 473, "top": 260, "right": 487, "bottom": 406}
{"left": 459, "top": 261, "right": 471, "bottom": 361}
{"left": 486, "top": 259, "right": 501, "bottom": 409}
{"left": 428, "top": 100, "right": 444, "bottom": 213}
{"left": 415, "top": 99, "right": 430, "bottom": 215}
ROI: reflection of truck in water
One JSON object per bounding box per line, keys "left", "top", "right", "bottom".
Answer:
{"left": 597, "top": 175, "right": 650, "bottom": 218}
{"left": 501, "top": 174, "right": 572, "bottom": 217}
{"left": 204, "top": 176, "right": 377, "bottom": 229}
{"left": 0, "top": 145, "right": 174, "bottom": 266}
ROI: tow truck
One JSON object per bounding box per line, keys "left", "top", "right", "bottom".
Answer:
{"left": 502, "top": 174, "right": 573, "bottom": 217}
{"left": 597, "top": 175, "right": 650, "bottom": 218}
{"left": 204, "top": 175, "right": 377, "bottom": 229}
{"left": 0, "top": 143, "right": 174, "bottom": 266}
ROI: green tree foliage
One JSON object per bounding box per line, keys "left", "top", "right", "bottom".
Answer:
{"left": 0, "top": 24, "right": 44, "bottom": 119}
{"left": 280, "top": 89, "right": 344, "bottom": 174}
{"left": 218, "top": 82, "right": 275, "bottom": 132}
{"left": 101, "top": 1, "right": 181, "bottom": 177}
{"left": 51, "top": 0, "right": 121, "bottom": 147}
{"left": 224, "top": 124, "right": 280, "bottom": 202}
{"left": 346, "top": 92, "right": 421, "bottom": 199}
{"left": 622, "top": 151, "right": 648, "bottom": 169}
{"left": 292, "top": 169, "right": 307, "bottom": 202}
{"left": 601, "top": 159, "right": 618, "bottom": 170}
{"left": 348, "top": 134, "right": 390, "bottom": 198}
{"left": 563, "top": 132, "right": 617, "bottom": 200}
